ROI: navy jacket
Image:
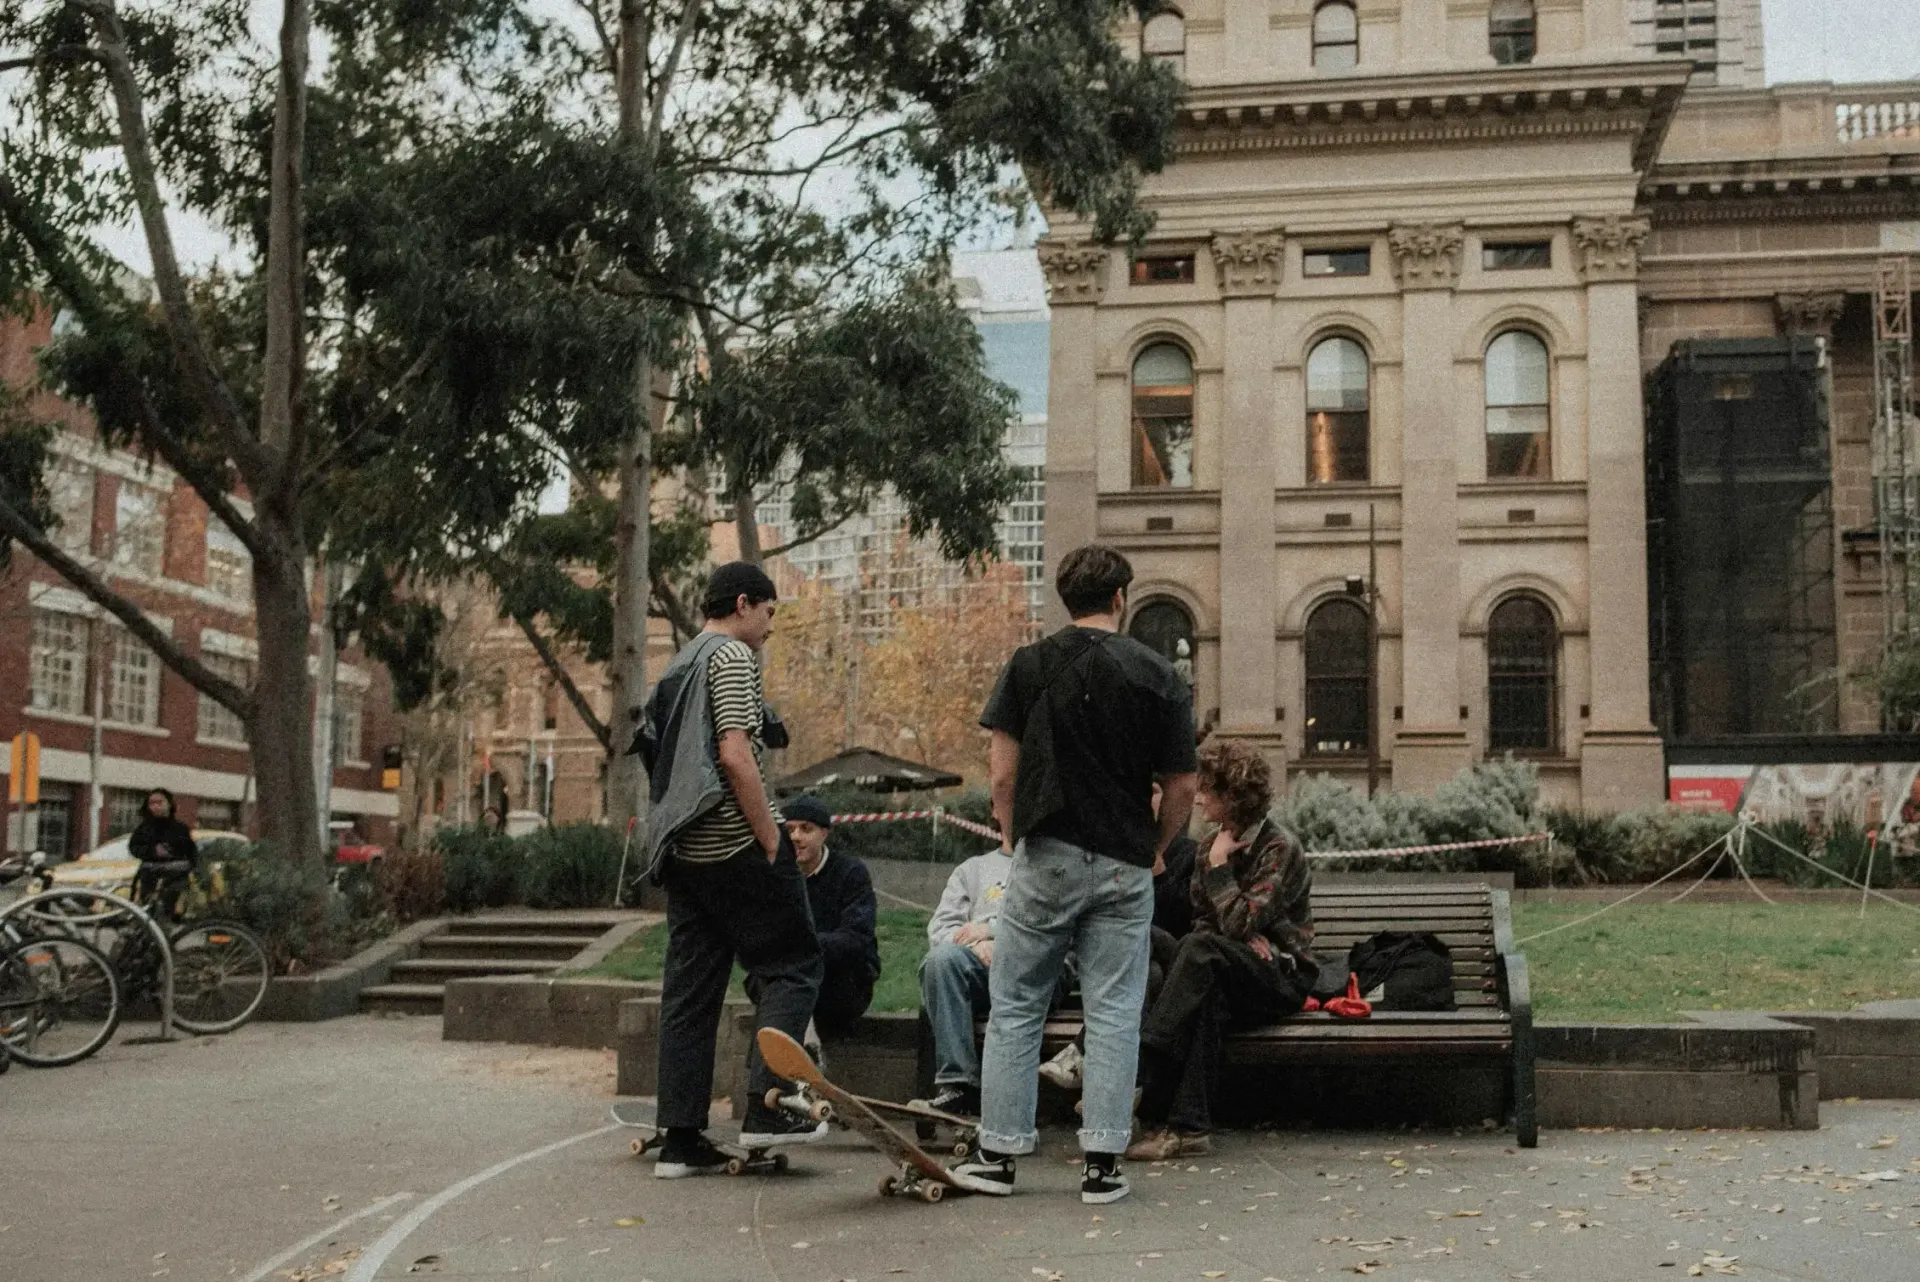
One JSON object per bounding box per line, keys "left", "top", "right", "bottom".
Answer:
{"left": 807, "top": 850, "right": 880, "bottom": 979}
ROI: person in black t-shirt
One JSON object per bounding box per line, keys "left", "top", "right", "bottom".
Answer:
{"left": 950, "top": 545, "right": 1198, "bottom": 1206}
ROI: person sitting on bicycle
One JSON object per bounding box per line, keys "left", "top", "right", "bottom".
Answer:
{"left": 128, "top": 788, "right": 197, "bottom": 914}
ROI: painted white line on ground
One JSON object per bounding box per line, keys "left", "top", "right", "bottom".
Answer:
{"left": 240, "top": 1192, "right": 415, "bottom": 1282}
{"left": 346, "top": 1125, "right": 618, "bottom": 1282}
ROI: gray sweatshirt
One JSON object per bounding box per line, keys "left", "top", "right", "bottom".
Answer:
{"left": 925, "top": 851, "right": 1015, "bottom": 947}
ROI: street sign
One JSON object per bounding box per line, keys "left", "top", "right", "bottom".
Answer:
{"left": 7, "top": 731, "right": 40, "bottom": 805}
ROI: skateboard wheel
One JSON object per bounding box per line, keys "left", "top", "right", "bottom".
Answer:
{"left": 764, "top": 1087, "right": 784, "bottom": 1111}
{"left": 919, "top": 1183, "right": 945, "bottom": 1204}
{"left": 630, "top": 1138, "right": 647, "bottom": 1157}
{"left": 951, "top": 1140, "right": 970, "bottom": 1158}
{"left": 878, "top": 1175, "right": 898, "bottom": 1198}
{"left": 726, "top": 1157, "right": 747, "bottom": 1176}
{"left": 772, "top": 1152, "right": 790, "bottom": 1172}
{"left": 810, "top": 1100, "right": 834, "bottom": 1122}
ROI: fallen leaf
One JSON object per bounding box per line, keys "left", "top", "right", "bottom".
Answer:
{"left": 1867, "top": 1136, "right": 1897, "bottom": 1150}
{"left": 405, "top": 1257, "right": 441, "bottom": 1275}
{"left": 1347, "top": 1263, "right": 1384, "bottom": 1276}
{"left": 1203, "top": 1273, "right": 1228, "bottom": 1279}
{"left": 793, "top": 1242, "right": 812, "bottom": 1250}
{"left": 613, "top": 1218, "right": 644, "bottom": 1229}
{"left": 1452, "top": 1211, "right": 1482, "bottom": 1218}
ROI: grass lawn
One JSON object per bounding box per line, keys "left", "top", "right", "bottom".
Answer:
{"left": 581, "top": 902, "right": 1920, "bottom": 1024}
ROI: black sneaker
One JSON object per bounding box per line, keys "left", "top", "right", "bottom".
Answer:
{"left": 1081, "top": 1155, "right": 1130, "bottom": 1205}
{"left": 654, "top": 1133, "right": 730, "bottom": 1180}
{"left": 739, "top": 1106, "right": 828, "bottom": 1148}
{"left": 949, "top": 1146, "right": 1016, "bottom": 1196}
{"left": 917, "top": 1083, "right": 980, "bottom": 1119}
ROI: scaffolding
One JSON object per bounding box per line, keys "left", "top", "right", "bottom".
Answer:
{"left": 1875, "top": 257, "right": 1918, "bottom": 659}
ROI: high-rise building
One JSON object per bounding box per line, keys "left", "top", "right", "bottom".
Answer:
{"left": 1629, "top": 0, "right": 1765, "bottom": 89}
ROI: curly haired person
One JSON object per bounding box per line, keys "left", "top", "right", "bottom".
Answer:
{"left": 1126, "top": 739, "right": 1316, "bottom": 1161}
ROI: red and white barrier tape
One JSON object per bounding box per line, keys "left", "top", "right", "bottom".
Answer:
{"left": 1305, "top": 833, "right": 1550, "bottom": 860}
{"left": 829, "top": 809, "right": 1004, "bottom": 842}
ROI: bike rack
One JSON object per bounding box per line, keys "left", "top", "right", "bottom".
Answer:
{"left": 0, "top": 888, "right": 176, "bottom": 1043}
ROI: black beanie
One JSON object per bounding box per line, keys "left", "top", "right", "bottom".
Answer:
{"left": 782, "top": 796, "right": 832, "bottom": 829}
{"left": 703, "top": 561, "right": 779, "bottom": 618}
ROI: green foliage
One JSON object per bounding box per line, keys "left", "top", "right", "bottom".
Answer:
{"left": 191, "top": 840, "right": 335, "bottom": 972}
{"left": 373, "top": 846, "right": 449, "bottom": 923}
{"left": 1279, "top": 758, "right": 1547, "bottom": 879}
{"left": 792, "top": 786, "right": 1000, "bottom": 866}
{"left": 520, "top": 822, "right": 624, "bottom": 909}
{"left": 1542, "top": 806, "right": 1736, "bottom": 885}
{"left": 433, "top": 823, "right": 524, "bottom": 912}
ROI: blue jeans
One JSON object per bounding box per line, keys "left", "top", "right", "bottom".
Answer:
{"left": 978, "top": 836, "right": 1154, "bottom": 1157}
{"left": 920, "top": 942, "right": 991, "bottom": 1086}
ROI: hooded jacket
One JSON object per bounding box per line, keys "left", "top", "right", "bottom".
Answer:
{"left": 128, "top": 790, "right": 197, "bottom": 867}
{"left": 636, "top": 631, "right": 739, "bottom": 881}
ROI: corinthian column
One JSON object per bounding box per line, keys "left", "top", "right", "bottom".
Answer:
{"left": 1037, "top": 239, "right": 1110, "bottom": 630}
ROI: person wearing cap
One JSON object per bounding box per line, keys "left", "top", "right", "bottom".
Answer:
{"left": 781, "top": 797, "right": 880, "bottom": 1036}
{"left": 641, "top": 561, "right": 827, "bottom": 1179}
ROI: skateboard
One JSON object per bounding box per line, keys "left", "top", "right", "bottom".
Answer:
{"left": 608, "top": 1101, "right": 790, "bottom": 1176}
{"left": 757, "top": 1027, "right": 964, "bottom": 1204}
{"left": 760, "top": 1083, "right": 977, "bottom": 1156}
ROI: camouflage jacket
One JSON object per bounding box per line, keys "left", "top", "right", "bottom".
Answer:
{"left": 1189, "top": 816, "right": 1316, "bottom": 972}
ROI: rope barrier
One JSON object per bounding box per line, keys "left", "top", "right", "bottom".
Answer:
{"left": 1305, "top": 832, "right": 1551, "bottom": 860}
{"left": 827, "top": 809, "right": 1003, "bottom": 842}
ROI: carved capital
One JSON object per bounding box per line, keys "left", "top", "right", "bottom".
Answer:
{"left": 1571, "top": 214, "right": 1651, "bottom": 283}
{"left": 1037, "top": 240, "right": 1110, "bottom": 305}
{"left": 1386, "top": 223, "right": 1465, "bottom": 290}
{"left": 1775, "top": 291, "right": 1848, "bottom": 338}
{"left": 1208, "top": 229, "right": 1286, "bottom": 296}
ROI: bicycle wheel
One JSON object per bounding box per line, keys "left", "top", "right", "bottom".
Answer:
{"left": 0, "top": 933, "right": 123, "bottom": 1067}
{"left": 168, "top": 920, "right": 269, "bottom": 1034}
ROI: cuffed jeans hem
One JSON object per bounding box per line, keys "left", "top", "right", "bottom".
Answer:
{"left": 978, "top": 1127, "right": 1038, "bottom": 1156}
{"left": 1078, "top": 1127, "right": 1133, "bottom": 1154}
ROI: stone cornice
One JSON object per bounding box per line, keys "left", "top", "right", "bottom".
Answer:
{"left": 1642, "top": 159, "right": 1920, "bottom": 225}
{"left": 1571, "top": 215, "right": 1650, "bottom": 283}
{"left": 1171, "top": 61, "right": 1691, "bottom": 172}
{"left": 1036, "top": 240, "right": 1110, "bottom": 306}
{"left": 1776, "top": 292, "right": 1848, "bottom": 338}
{"left": 1387, "top": 223, "right": 1465, "bottom": 290}
{"left": 1209, "top": 229, "right": 1286, "bottom": 296}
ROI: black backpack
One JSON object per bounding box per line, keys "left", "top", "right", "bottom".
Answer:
{"left": 1347, "top": 932, "right": 1456, "bottom": 1011}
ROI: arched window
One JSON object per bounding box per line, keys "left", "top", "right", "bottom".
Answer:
{"left": 1488, "top": 595, "right": 1557, "bottom": 752}
{"left": 1489, "top": 0, "right": 1536, "bottom": 65}
{"left": 1129, "top": 599, "right": 1197, "bottom": 690}
{"left": 1142, "top": 8, "right": 1186, "bottom": 75}
{"left": 1132, "top": 342, "right": 1195, "bottom": 488}
{"left": 1306, "top": 335, "right": 1370, "bottom": 484}
{"left": 1312, "top": 2, "right": 1359, "bottom": 71}
{"left": 1304, "top": 597, "right": 1371, "bottom": 755}
{"left": 1485, "top": 330, "right": 1550, "bottom": 479}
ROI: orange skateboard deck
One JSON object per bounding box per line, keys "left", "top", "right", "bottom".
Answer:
{"left": 757, "top": 1027, "right": 964, "bottom": 1202}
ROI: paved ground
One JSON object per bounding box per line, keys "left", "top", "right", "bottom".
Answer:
{"left": 2, "top": 1017, "right": 1917, "bottom": 1282}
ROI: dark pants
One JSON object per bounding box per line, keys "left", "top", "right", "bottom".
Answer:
{"left": 1138, "top": 933, "right": 1311, "bottom": 1135}
{"left": 657, "top": 836, "right": 823, "bottom": 1130}
{"left": 749, "top": 958, "right": 873, "bottom": 1038}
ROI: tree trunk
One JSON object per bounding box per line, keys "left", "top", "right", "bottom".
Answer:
{"left": 730, "top": 486, "right": 762, "bottom": 564}
{"left": 248, "top": 504, "right": 322, "bottom": 867}
{"left": 606, "top": 348, "right": 653, "bottom": 840}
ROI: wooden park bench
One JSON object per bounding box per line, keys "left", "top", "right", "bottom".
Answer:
{"left": 933, "top": 882, "right": 1537, "bottom": 1147}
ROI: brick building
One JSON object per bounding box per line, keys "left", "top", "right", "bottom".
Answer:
{"left": 0, "top": 308, "right": 401, "bottom": 856}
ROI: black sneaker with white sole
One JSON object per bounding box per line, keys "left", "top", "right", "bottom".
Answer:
{"left": 948, "top": 1146, "right": 1016, "bottom": 1195}
{"left": 917, "top": 1083, "right": 980, "bottom": 1119}
{"left": 738, "top": 1107, "right": 829, "bottom": 1148}
{"left": 1081, "top": 1155, "right": 1130, "bottom": 1204}
{"left": 654, "top": 1133, "right": 731, "bottom": 1179}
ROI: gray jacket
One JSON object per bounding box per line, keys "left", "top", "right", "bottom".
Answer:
{"left": 926, "top": 851, "right": 1015, "bottom": 946}
{"left": 638, "top": 631, "right": 736, "bottom": 881}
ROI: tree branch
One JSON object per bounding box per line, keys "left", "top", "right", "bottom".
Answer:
{"left": 569, "top": 0, "right": 618, "bottom": 76}
{"left": 513, "top": 612, "right": 611, "bottom": 751}
{"left": 0, "top": 45, "right": 104, "bottom": 73}
{"left": 0, "top": 495, "right": 251, "bottom": 718}
{"left": 761, "top": 509, "right": 856, "bottom": 560}
{"left": 648, "top": 567, "right": 699, "bottom": 643}
{"left": 644, "top": 0, "right": 701, "bottom": 153}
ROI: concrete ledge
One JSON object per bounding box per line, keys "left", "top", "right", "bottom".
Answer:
{"left": 440, "top": 916, "right": 657, "bottom": 1047}
{"left": 616, "top": 995, "right": 755, "bottom": 1097}
{"left": 1537, "top": 1019, "right": 1818, "bottom": 1130}
{"left": 257, "top": 919, "right": 443, "bottom": 1021}
{"left": 1726, "top": 1007, "right": 1920, "bottom": 1101}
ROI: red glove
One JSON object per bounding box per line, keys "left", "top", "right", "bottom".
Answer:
{"left": 1323, "top": 973, "right": 1373, "bottom": 1020}
{"left": 1301, "top": 996, "right": 1322, "bottom": 1013}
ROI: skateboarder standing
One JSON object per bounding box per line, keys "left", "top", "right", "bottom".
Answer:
{"left": 951, "top": 545, "right": 1198, "bottom": 1204}
{"left": 640, "top": 562, "right": 826, "bottom": 1178}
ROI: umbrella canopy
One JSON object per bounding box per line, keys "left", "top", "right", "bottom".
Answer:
{"left": 775, "top": 746, "right": 964, "bottom": 795}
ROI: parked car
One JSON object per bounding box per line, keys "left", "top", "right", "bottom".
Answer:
{"left": 45, "top": 829, "right": 250, "bottom": 893}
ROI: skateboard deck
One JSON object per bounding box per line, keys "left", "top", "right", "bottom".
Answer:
{"left": 608, "top": 1101, "right": 790, "bottom": 1176}
{"left": 757, "top": 1027, "right": 963, "bottom": 1203}
{"left": 760, "top": 1083, "right": 976, "bottom": 1155}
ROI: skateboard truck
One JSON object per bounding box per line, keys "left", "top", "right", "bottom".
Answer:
{"left": 765, "top": 1083, "right": 836, "bottom": 1123}
{"left": 610, "top": 1103, "right": 790, "bottom": 1176}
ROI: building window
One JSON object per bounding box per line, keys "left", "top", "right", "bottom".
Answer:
{"left": 1482, "top": 240, "right": 1551, "bottom": 271}
{"left": 34, "top": 784, "right": 75, "bottom": 860}
{"left": 1485, "top": 330, "right": 1551, "bottom": 480}
{"left": 1131, "top": 342, "right": 1195, "bottom": 488}
{"left": 112, "top": 480, "right": 167, "bottom": 577}
{"left": 105, "top": 788, "right": 147, "bottom": 840}
{"left": 1306, "top": 336, "right": 1370, "bottom": 484}
{"left": 1489, "top": 0, "right": 1536, "bottom": 65}
{"left": 1142, "top": 8, "right": 1185, "bottom": 75}
{"left": 1302, "top": 247, "right": 1371, "bottom": 277}
{"left": 107, "top": 626, "right": 161, "bottom": 727}
{"left": 1128, "top": 598, "right": 1197, "bottom": 690}
{"left": 1304, "top": 598, "right": 1370, "bottom": 755}
{"left": 1131, "top": 253, "right": 1195, "bottom": 285}
{"left": 29, "top": 609, "right": 90, "bottom": 717}
{"left": 205, "top": 518, "right": 252, "bottom": 603}
{"left": 197, "top": 798, "right": 240, "bottom": 831}
{"left": 1488, "top": 595, "right": 1557, "bottom": 752}
{"left": 48, "top": 458, "right": 95, "bottom": 555}
{"left": 197, "top": 652, "right": 252, "bottom": 744}
{"left": 335, "top": 686, "right": 365, "bottom": 765}
{"left": 1312, "top": 2, "right": 1359, "bottom": 71}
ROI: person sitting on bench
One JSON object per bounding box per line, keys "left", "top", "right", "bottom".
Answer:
{"left": 914, "top": 847, "right": 1014, "bottom": 1118}
{"left": 1126, "top": 740, "right": 1316, "bottom": 1161}
{"left": 782, "top": 796, "right": 880, "bottom": 1037}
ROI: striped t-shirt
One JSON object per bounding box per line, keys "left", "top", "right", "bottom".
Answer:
{"left": 674, "top": 639, "right": 782, "bottom": 862}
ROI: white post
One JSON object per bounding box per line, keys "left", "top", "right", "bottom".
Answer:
{"left": 87, "top": 617, "right": 105, "bottom": 851}
{"left": 313, "top": 560, "right": 344, "bottom": 849}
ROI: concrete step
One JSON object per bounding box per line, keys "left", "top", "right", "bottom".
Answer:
{"left": 442, "top": 917, "right": 619, "bottom": 939}
{"left": 417, "top": 935, "right": 587, "bottom": 961}
{"left": 359, "top": 983, "right": 445, "bottom": 1015}
{"left": 389, "top": 958, "right": 566, "bottom": 984}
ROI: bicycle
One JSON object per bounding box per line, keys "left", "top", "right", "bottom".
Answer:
{"left": 0, "top": 856, "right": 123, "bottom": 1067}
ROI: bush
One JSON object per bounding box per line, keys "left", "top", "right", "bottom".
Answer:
{"left": 375, "top": 846, "right": 448, "bottom": 921}
{"left": 792, "top": 786, "right": 999, "bottom": 865}
{"left": 522, "top": 823, "right": 624, "bottom": 909}
{"left": 433, "top": 823, "right": 523, "bottom": 911}
{"left": 190, "top": 840, "right": 335, "bottom": 972}
{"left": 1544, "top": 806, "right": 1735, "bottom": 885}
